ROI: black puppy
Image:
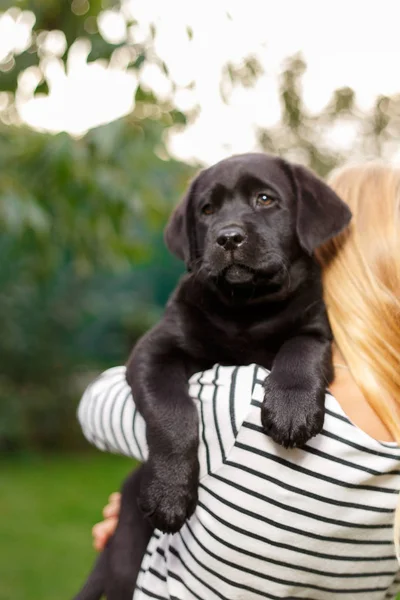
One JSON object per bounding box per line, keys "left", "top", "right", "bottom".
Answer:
{"left": 75, "top": 153, "right": 351, "bottom": 600}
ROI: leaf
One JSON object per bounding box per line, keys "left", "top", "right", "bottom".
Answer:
{"left": 169, "top": 109, "right": 187, "bottom": 126}
{"left": 35, "top": 79, "right": 49, "bottom": 95}
{"left": 135, "top": 85, "right": 157, "bottom": 105}
{"left": 0, "top": 51, "right": 38, "bottom": 92}
{"left": 132, "top": 51, "right": 146, "bottom": 70}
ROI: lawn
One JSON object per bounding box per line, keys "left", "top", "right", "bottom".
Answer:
{"left": 2, "top": 454, "right": 399, "bottom": 600}
{"left": 0, "top": 453, "right": 134, "bottom": 600}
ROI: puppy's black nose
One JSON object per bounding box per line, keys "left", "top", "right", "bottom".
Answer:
{"left": 216, "top": 226, "right": 246, "bottom": 250}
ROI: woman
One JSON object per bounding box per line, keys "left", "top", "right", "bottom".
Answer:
{"left": 79, "top": 163, "right": 400, "bottom": 599}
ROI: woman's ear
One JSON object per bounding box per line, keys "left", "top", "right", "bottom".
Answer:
{"left": 290, "top": 163, "right": 352, "bottom": 254}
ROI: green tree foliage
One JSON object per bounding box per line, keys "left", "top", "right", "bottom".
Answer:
{"left": 0, "top": 1, "right": 194, "bottom": 451}
{"left": 0, "top": 0, "right": 170, "bottom": 95}
{"left": 0, "top": 116, "right": 192, "bottom": 271}
{"left": 257, "top": 54, "right": 400, "bottom": 177}
{"left": 0, "top": 118, "right": 191, "bottom": 451}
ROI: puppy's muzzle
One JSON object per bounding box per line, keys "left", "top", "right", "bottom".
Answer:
{"left": 216, "top": 225, "right": 246, "bottom": 251}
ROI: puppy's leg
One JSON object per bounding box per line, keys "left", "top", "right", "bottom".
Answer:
{"left": 126, "top": 323, "right": 199, "bottom": 534}
{"left": 261, "top": 333, "right": 332, "bottom": 448}
{"left": 105, "top": 466, "right": 153, "bottom": 600}
{"left": 73, "top": 550, "right": 108, "bottom": 600}
{"left": 74, "top": 468, "right": 151, "bottom": 600}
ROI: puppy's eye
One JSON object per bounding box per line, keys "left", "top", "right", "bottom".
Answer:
{"left": 256, "top": 193, "right": 274, "bottom": 207}
{"left": 202, "top": 203, "right": 214, "bottom": 215}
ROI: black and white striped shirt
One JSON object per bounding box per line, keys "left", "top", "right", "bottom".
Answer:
{"left": 78, "top": 364, "right": 400, "bottom": 599}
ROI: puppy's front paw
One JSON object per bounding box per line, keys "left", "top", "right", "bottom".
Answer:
{"left": 261, "top": 377, "right": 325, "bottom": 448}
{"left": 138, "top": 458, "right": 199, "bottom": 533}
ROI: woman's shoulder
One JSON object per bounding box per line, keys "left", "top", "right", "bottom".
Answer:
{"left": 191, "top": 364, "right": 400, "bottom": 477}
{"left": 189, "top": 363, "right": 265, "bottom": 432}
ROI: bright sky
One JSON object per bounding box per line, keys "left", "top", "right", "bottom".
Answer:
{"left": 2, "top": 0, "right": 400, "bottom": 165}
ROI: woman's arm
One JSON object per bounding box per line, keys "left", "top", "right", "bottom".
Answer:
{"left": 78, "top": 362, "right": 259, "bottom": 468}
{"left": 77, "top": 366, "right": 148, "bottom": 461}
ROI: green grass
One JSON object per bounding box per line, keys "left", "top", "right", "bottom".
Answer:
{"left": 2, "top": 454, "right": 399, "bottom": 600}
{"left": 0, "top": 453, "right": 134, "bottom": 600}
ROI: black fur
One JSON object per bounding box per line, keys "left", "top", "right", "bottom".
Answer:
{"left": 75, "top": 153, "right": 351, "bottom": 600}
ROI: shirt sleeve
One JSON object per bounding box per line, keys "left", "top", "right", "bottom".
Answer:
{"left": 77, "top": 366, "right": 148, "bottom": 461}
{"left": 77, "top": 363, "right": 263, "bottom": 474}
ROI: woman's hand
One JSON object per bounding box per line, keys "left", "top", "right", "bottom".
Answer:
{"left": 92, "top": 492, "right": 121, "bottom": 551}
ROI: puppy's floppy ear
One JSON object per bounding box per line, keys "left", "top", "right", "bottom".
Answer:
{"left": 164, "top": 194, "right": 188, "bottom": 262}
{"left": 290, "top": 163, "right": 352, "bottom": 254}
{"left": 164, "top": 179, "right": 199, "bottom": 267}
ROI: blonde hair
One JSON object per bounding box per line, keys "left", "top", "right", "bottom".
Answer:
{"left": 316, "top": 163, "right": 400, "bottom": 557}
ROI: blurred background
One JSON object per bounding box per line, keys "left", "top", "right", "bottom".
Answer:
{"left": 2, "top": 1, "right": 400, "bottom": 598}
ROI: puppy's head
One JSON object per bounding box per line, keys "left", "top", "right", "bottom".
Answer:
{"left": 165, "top": 153, "right": 351, "bottom": 293}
